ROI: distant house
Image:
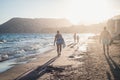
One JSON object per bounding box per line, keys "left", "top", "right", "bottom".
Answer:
{"left": 107, "top": 15, "right": 120, "bottom": 39}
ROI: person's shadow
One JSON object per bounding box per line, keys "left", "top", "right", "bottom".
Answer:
{"left": 14, "top": 56, "right": 59, "bottom": 80}
{"left": 104, "top": 52, "right": 120, "bottom": 80}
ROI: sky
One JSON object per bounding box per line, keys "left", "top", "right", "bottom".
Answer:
{"left": 0, "top": 0, "right": 120, "bottom": 25}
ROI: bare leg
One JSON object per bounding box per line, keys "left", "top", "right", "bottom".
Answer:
{"left": 59, "top": 44, "right": 62, "bottom": 55}
{"left": 57, "top": 44, "right": 59, "bottom": 56}
{"left": 57, "top": 44, "right": 62, "bottom": 56}
{"left": 74, "top": 39, "right": 76, "bottom": 43}
{"left": 107, "top": 45, "right": 109, "bottom": 55}
{"left": 103, "top": 44, "right": 105, "bottom": 53}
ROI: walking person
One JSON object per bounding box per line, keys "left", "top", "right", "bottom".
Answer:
{"left": 54, "top": 31, "right": 65, "bottom": 56}
{"left": 73, "top": 33, "right": 77, "bottom": 43}
{"left": 100, "top": 27, "right": 111, "bottom": 54}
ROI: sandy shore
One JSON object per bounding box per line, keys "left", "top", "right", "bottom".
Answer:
{"left": 39, "top": 37, "right": 120, "bottom": 80}
{"left": 0, "top": 37, "right": 120, "bottom": 80}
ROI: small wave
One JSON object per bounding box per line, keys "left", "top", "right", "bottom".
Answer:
{"left": 23, "top": 45, "right": 41, "bottom": 52}
{"left": 14, "top": 50, "right": 25, "bottom": 58}
{"left": 0, "top": 54, "right": 9, "bottom": 62}
{"left": 0, "top": 40, "right": 6, "bottom": 44}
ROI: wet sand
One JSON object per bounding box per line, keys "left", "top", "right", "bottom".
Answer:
{"left": 0, "top": 37, "right": 120, "bottom": 80}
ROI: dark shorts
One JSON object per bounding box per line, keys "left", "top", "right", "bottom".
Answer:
{"left": 56, "top": 39, "right": 63, "bottom": 45}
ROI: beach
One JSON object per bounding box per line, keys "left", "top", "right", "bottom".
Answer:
{"left": 40, "top": 37, "right": 120, "bottom": 80}
{"left": 0, "top": 0, "right": 120, "bottom": 80}
{"left": 0, "top": 36, "right": 120, "bottom": 80}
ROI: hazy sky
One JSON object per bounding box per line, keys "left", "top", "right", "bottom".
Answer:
{"left": 0, "top": 0, "right": 120, "bottom": 24}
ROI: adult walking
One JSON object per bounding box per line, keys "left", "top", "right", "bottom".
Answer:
{"left": 73, "top": 33, "right": 77, "bottom": 43}
{"left": 54, "top": 31, "right": 65, "bottom": 56}
{"left": 100, "top": 27, "right": 111, "bottom": 54}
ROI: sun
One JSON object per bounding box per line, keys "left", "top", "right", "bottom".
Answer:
{"left": 65, "top": 0, "right": 114, "bottom": 25}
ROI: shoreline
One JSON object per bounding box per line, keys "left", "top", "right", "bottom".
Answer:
{"left": 0, "top": 47, "right": 54, "bottom": 73}
{"left": 0, "top": 48, "right": 57, "bottom": 80}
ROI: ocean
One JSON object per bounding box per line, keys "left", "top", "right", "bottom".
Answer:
{"left": 0, "top": 33, "right": 94, "bottom": 73}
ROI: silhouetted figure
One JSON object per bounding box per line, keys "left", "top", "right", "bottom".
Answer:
{"left": 100, "top": 27, "right": 111, "bottom": 54}
{"left": 77, "top": 35, "right": 79, "bottom": 43}
{"left": 54, "top": 31, "right": 65, "bottom": 56}
{"left": 73, "top": 33, "right": 77, "bottom": 43}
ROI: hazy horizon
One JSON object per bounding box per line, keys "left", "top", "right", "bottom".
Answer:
{"left": 0, "top": 0, "right": 120, "bottom": 25}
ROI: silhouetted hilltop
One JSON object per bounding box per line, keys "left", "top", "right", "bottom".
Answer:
{"left": 0, "top": 18, "right": 72, "bottom": 33}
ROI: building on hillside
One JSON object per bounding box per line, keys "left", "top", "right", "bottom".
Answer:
{"left": 107, "top": 15, "right": 120, "bottom": 39}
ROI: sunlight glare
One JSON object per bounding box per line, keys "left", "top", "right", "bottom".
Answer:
{"left": 66, "top": 0, "right": 115, "bottom": 25}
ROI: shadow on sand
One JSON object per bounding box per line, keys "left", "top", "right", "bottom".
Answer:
{"left": 14, "top": 56, "right": 59, "bottom": 80}
{"left": 104, "top": 52, "right": 120, "bottom": 80}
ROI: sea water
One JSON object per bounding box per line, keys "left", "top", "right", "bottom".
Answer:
{"left": 0, "top": 33, "right": 94, "bottom": 73}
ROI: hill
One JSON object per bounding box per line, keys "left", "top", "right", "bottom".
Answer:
{"left": 0, "top": 18, "right": 72, "bottom": 33}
